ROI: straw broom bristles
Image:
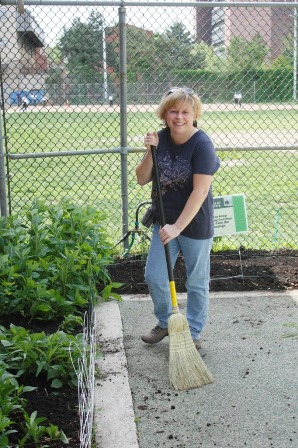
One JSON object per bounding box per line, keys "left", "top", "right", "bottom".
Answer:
{"left": 168, "top": 312, "right": 215, "bottom": 391}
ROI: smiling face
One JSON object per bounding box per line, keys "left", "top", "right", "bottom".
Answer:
{"left": 165, "top": 101, "right": 196, "bottom": 143}
{"left": 156, "top": 89, "right": 202, "bottom": 144}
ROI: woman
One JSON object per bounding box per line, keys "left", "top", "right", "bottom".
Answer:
{"left": 136, "top": 87, "right": 220, "bottom": 349}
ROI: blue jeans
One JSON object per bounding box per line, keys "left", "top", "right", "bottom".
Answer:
{"left": 144, "top": 223, "right": 213, "bottom": 340}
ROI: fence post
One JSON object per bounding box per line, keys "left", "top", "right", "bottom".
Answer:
{"left": 0, "top": 111, "right": 8, "bottom": 216}
{"left": 119, "top": 4, "right": 129, "bottom": 251}
{"left": 293, "top": 7, "right": 297, "bottom": 101}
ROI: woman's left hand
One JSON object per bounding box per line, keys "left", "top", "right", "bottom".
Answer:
{"left": 159, "top": 224, "right": 181, "bottom": 245}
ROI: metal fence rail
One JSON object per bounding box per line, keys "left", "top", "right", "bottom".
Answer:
{"left": 0, "top": 0, "right": 297, "bottom": 252}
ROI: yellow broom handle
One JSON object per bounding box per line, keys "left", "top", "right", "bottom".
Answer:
{"left": 169, "top": 280, "right": 178, "bottom": 308}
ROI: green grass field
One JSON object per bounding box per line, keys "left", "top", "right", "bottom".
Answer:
{"left": 6, "top": 108, "right": 298, "bottom": 152}
{"left": 4, "top": 107, "right": 298, "bottom": 252}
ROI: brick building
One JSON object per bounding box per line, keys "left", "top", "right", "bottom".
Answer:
{"left": 195, "top": 0, "right": 294, "bottom": 59}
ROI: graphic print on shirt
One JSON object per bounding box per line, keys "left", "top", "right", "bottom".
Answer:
{"left": 158, "top": 150, "right": 190, "bottom": 196}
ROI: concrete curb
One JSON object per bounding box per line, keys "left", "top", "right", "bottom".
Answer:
{"left": 94, "top": 301, "right": 139, "bottom": 448}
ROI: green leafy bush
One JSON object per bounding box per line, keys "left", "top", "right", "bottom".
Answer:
{"left": 0, "top": 199, "right": 120, "bottom": 319}
{"left": 0, "top": 360, "right": 36, "bottom": 447}
{"left": 0, "top": 325, "right": 82, "bottom": 388}
{"left": 0, "top": 200, "right": 122, "bottom": 445}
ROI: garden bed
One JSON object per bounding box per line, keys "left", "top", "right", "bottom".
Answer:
{"left": 108, "top": 250, "right": 298, "bottom": 294}
{"left": 1, "top": 249, "right": 297, "bottom": 447}
{"left": 0, "top": 314, "right": 81, "bottom": 448}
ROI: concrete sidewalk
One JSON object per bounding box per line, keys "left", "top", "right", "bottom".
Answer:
{"left": 94, "top": 290, "right": 298, "bottom": 448}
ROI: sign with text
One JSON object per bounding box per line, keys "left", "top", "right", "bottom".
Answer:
{"left": 214, "top": 194, "right": 248, "bottom": 236}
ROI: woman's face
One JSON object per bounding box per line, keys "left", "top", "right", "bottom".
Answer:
{"left": 165, "top": 101, "right": 195, "bottom": 138}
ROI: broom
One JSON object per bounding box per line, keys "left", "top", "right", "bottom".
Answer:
{"left": 151, "top": 145, "right": 215, "bottom": 391}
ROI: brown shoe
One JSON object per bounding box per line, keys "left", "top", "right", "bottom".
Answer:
{"left": 141, "top": 325, "right": 168, "bottom": 344}
{"left": 193, "top": 339, "right": 202, "bottom": 350}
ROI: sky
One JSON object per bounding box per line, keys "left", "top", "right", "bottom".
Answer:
{"left": 28, "top": 3, "right": 197, "bottom": 46}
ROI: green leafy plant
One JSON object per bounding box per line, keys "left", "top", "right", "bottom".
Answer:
{"left": 99, "top": 282, "right": 123, "bottom": 302}
{"left": 0, "top": 413, "right": 16, "bottom": 448}
{"left": 18, "top": 411, "right": 68, "bottom": 446}
{"left": 0, "top": 360, "right": 35, "bottom": 417}
{"left": 0, "top": 326, "right": 82, "bottom": 388}
{"left": 0, "top": 200, "right": 122, "bottom": 445}
{"left": 0, "top": 360, "right": 37, "bottom": 446}
{"left": 0, "top": 199, "right": 118, "bottom": 319}
{"left": 59, "top": 314, "right": 83, "bottom": 332}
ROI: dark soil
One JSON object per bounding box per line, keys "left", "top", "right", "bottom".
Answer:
{"left": 108, "top": 249, "right": 298, "bottom": 294}
{"left": 0, "top": 314, "right": 81, "bottom": 448}
{"left": 11, "top": 381, "right": 80, "bottom": 448}
{"left": 2, "top": 250, "right": 297, "bottom": 447}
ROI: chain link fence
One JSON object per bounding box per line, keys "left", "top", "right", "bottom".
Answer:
{"left": 1, "top": 1, "right": 298, "bottom": 256}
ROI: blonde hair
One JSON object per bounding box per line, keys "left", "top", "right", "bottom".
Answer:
{"left": 156, "top": 88, "right": 202, "bottom": 127}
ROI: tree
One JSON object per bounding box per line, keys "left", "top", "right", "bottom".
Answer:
{"left": 190, "top": 41, "right": 221, "bottom": 71}
{"left": 45, "top": 46, "right": 64, "bottom": 85}
{"left": 154, "top": 22, "right": 196, "bottom": 75}
{"left": 107, "top": 25, "right": 157, "bottom": 82}
{"left": 165, "top": 21, "right": 193, "bottom": 47}
{"left": 270, "top": 54, "right": 292, "bottom": 70}
{"left": 58, "top": 10, "right": 105, "bottom": 83}
{"left": 226, "top": 33, "right": 269, "bottom": 72}
{"left": 107, "top": 21, "right": 198, "bottom": 81}
{"left": 271, "top": 30, "right": 295, "bottom": 69}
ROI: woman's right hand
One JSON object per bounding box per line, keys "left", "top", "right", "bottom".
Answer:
{"left": 144, "top": 131, "right": 159, "bottom": 150}
{"left": 137, "top": 131, "right": 158, "bottom": 186}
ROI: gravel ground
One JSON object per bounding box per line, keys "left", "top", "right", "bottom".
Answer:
{"left": 95, "top": 290, "right": 298, "bottom": 448}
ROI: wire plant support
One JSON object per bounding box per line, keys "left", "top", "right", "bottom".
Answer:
{"left": 69, "top": 310, "right": 96, "bottom": 448}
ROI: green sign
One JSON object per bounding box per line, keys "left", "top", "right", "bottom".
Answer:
{"left": 214, "top": 194, "right": 248, "bottom": 236}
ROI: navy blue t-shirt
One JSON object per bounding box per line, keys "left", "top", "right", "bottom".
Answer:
{"left": 151, "top": 127, "right": 220, "bottom": 239}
